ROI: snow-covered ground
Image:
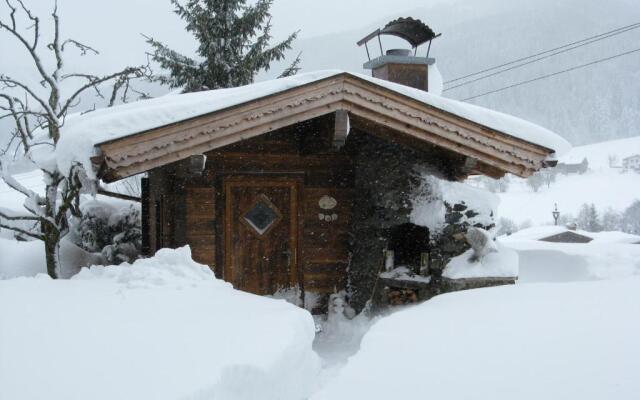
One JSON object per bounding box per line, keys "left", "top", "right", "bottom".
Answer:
{"left": 0, "top": 237, "right": 103, "bottom": 279}
{"left": 500, "top": 226, "right": 640, "bottom": 283}
{"left": 1, "top": 139, "right": 638, "bottom": 400}
{"left": 0, "top": 247, "right": 320, "bottom": 400}
{"left": 312, "top": 278, "right": 640, "bottom": 400}
{"left": 2, "top": 238, "right": 640, "bottom": 399}
{"left": 493, "top": 136, "right": 640, "bottom": 225}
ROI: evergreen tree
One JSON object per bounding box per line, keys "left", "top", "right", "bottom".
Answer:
{"left": 601, "top": 208, "right": 622, "bottom": 231}
{"left": 146, "top": 0, "right": 299, "bottom": 92}
{"left": 576, "top": 203, "right": 603, "bottom": 232}
{"left": 622, "top": 200, "right": 640, "bottom": 234}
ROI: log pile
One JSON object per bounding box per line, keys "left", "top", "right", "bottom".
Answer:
{"left": 386, "top": 288, "right": 418, "bottom": 305}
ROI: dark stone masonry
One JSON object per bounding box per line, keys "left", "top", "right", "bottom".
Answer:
{"left": 346, "top": 132, "right": 510, "bottom": 312}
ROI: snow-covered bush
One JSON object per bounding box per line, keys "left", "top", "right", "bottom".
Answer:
{"left": 70, "top": 201, "right": 141, "bottom": 265}
{"left": 622, "top": 200, "right": 640, "bottom": 234}
{"left": 481, "top": 175, "right": 510, "bottom": 193}
{"left": 497, "top": 217, "right": 518, "bottom": 236}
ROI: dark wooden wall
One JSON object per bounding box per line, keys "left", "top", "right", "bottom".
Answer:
{"left": 143, "top": 114, "right": 354, "bottom": 303}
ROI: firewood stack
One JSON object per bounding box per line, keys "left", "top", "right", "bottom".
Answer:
{"left": 386, "top": 288, "right": 419, "bottom": 305}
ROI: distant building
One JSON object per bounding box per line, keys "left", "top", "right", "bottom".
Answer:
{"left": 622, "top": 154, "right": 640, "bottom": 171}
{"left": 539, "top": 231, "right": 593, "bottom": 243}
{"left": 554, "top": 157, "right": 588, "bottom": 175}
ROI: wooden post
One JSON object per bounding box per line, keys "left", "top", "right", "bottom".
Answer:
{"left": 333, "top": 110, "right": 349, "bottom": 149}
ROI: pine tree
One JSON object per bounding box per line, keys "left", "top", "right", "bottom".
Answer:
{"left": 146, "top": 0, "right": 299, "bottom": 92}
{"left": 577, "top": 203, "right": 603, "bottom": 232}
{"left": 622, "top": 200, "right": 640, "bottom": 234}
{"left": 601, "top": 208, "right": 622, "bottom": 231}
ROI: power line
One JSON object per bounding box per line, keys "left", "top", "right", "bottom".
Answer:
{"left": 444, "top": 22, "right": 640, "bottom": 86}
{"left": 461, "top": 47, "right": 640, "bottom": 101}
{"left": 444, "top": 23, "right": 640, "bottom": 92}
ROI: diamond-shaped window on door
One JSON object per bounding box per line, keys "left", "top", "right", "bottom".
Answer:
{"left": 242, "top": 195, "right": 282, "bottom": 236}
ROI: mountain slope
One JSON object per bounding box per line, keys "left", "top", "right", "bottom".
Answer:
{"left": 266, "top": 0, "right": 640, "bottom": 146}
{"left": 494, "top": 135, "right": 640, "bottom": 225}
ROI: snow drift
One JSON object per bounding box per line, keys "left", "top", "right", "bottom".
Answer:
{"left": 0, "top": 247, "right": 320, "bottom": 400}
{"left": 500, "top": 227, "right": 640, "bottom": 283}
{"left": 312, "top": 278, "right": 640, "bottom": 400}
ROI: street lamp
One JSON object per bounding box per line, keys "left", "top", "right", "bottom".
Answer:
{"left": 552, "top": 203, "right": 560, "bottom": 226}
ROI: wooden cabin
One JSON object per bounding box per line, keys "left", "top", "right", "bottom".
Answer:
{"left": 88, "top": 66, "right": 562, "bottom": 311}
{"left": 81, "top": 17, "right": 566, "bottom": 312}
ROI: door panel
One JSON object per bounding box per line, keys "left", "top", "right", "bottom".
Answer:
{"left": 224, "top": 177, "right": 300, "bottom": 295}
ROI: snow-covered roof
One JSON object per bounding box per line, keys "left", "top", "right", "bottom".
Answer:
{"left": 502, "top": 225, "right": 640, "bottom": 244}
{"left": 49, "top": 70, "right": 570, "bottom": 180}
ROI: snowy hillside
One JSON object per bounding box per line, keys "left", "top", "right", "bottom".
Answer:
{"left": 267, "top": 0, "right": 640, "bottom": 146}
{"left": 490, "top": 136, "right": 640, "bottom": 226}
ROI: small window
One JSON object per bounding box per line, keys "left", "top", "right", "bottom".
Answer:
{"left": 242, "top": 195, "right": 282, "bottom": 236}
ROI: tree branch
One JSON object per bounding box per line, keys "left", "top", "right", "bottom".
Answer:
{"left": 0, "top": 221, "right": 43, "bottom": 240}
{"left": 0, "top": 0, "right": 58, "bottom": 99}
{"left": 61, "top": 38, "right": 99, "bottom": 55}
{"left": 59, "top": 65, "right": 151, "bottom": 116}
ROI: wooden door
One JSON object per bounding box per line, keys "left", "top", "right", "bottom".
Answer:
{"left": 224, "top": 177, "right": 300, "bottom": 295}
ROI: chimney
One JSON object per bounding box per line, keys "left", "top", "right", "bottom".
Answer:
{"left": 358, "top": 18, "right": 440, "bottom": 92}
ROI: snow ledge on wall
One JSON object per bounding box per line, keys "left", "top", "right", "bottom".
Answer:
{"left": 443, "top": 243, "right": 519, "bottom": 279}
{"left": 411, "top": 173, "right": 499, "bottom": 233}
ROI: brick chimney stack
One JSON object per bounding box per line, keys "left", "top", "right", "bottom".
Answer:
{"left": 364, "top": 49, "right": 435, "bottom": 91}
{"left": 358, "top": 17, "right": 440, "bottom": 92}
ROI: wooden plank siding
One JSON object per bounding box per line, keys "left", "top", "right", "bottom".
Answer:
{"left": 185, "top": 187, "right": 216, "bottom": 267}
{"left": 301, "top": 188, "right": 352, "bottom": 294}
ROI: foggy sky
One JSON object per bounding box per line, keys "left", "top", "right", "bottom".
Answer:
{"left": 0, "top": 0, "right": 449, "bottom": 79}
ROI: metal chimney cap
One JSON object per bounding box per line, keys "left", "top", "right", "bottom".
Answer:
{"left": 381, "top": 17, "right": 438, "bottom": 48}
{"left": 386, "top": 49, "right": 412, "bottom": 56}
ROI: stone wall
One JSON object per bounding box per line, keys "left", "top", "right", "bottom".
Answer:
{"left": 348, "top": 133, "right": 441, "bottom": 311}
{"left": 428, "top": 201, "right": 495, "bottom": 278}
{"left": 346, "top": 132, "right": 501, "bottom": 312}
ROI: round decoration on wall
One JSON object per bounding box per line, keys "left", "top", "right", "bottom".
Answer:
{"left": 318, "top": 213, "right": 339, "bottom": 222}
{"left": 319, "top": 195, "right": 338, "bottom": 210}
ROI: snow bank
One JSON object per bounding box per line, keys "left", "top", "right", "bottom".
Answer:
{"left": 0, "top": 237, "right": 103, "bottom": 279}
{"left": 504, "top": 225, "right": 640, "bottom": 244}
{"left": 500, "top": 234, "right": 640, "bottom": 283}
{"left": 411, "top": 174, "right": 499, "bottom": 232}
{"left": 0, "top": 247, "right": 320, "bottom": 400}
{"left": 50, "top": 70, "right": 568, "bottom": 177}
{"left": 312, "top": 278, "right": 640, "bottom": 400}
{"left": 444, "top": 243, "right": 518, "bottom": 279}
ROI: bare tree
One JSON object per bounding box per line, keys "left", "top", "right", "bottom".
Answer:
{"left": 525, "top": 172, "right": 544, "bottom": 192}
{"left": 539, "top": 168, "right": 557, "bottom": 188}
{"left": 0, "top": 0, "right": 151, "bottom": 278}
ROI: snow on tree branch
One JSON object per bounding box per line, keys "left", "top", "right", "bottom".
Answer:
{"left": 0, "top": 0, "right": 153, "bottom": 278}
